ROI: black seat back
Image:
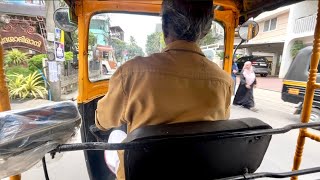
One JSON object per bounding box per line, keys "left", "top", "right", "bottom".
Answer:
{"left": 124, "top": 118, "right": 272, "bottom": 180}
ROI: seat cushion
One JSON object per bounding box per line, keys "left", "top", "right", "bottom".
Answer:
{"left": 0, "top": 101, "right": 81, "bottom": 178}
{"left": 0, "top": 101, "right": 81, "bottom": 157}
{"left": 124, "top": 118, "right": 272, "bottom": 180}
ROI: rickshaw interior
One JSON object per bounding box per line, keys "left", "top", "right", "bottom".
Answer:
{"left": 1, "top": 0, "right": 320, "bottom": 180}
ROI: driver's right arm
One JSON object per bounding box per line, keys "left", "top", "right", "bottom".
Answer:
{"left": 95, "top": 67, "right": 128, "bottom": 131}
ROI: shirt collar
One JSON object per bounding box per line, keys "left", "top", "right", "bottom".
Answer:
{"left": 163, "top": 40, "right": 205, "bottom": 57}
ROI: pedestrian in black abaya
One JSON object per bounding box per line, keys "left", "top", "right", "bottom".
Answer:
{"left": 233, "top": 61, "right": 258, "bottom": 112}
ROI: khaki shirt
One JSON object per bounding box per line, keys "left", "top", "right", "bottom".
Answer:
{"left": 96, "top": 40, "right": 233, "bottom": 179}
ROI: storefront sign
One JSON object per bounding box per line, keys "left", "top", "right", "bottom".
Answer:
{"left": 0, "top": 22, "right": 46, "bottom": 53}
{"left": 1, "top": 36, "right": 42, "bottom": 47}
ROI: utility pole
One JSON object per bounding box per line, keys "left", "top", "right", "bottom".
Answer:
{"left": 45, "top": 0, "right": 61, "bottom": 101}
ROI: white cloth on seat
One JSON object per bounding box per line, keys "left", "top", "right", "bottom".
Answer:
{"left": 104, "top": 130, "right": 127, "bottom": 175}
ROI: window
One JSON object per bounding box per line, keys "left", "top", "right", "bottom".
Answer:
{"left": 88, "top": 13, "right": 225, "bottom": 82}
{"left": 263, "top": 18, "right": 277, "bottom": 32}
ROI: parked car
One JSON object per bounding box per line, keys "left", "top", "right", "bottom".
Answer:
{"left": 236, "top": 56, "right": 269, "bottom": 77}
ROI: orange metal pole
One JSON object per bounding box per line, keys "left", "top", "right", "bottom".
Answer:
{"left": 0, "top": 42, "right": 10, "bottom": 112}
{"left": 291, "top": 1, "right": 320, "bottom": 180}
{"left": 247, "top": 23, "right": 253, "bottom": 40}
{"left": 0, "top": 36, "right": 21, "bottom": 179}
{"left": 304, "top": 131, "right": 320, "bottom": 142}
{"left": 9, "top": 175, "right": 21, "bottom": 180}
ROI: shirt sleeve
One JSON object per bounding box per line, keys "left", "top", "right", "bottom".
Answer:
{"left": 95, "top": 67, "right": 128, "bottom": 131}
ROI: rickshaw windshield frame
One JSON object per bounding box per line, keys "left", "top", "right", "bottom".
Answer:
{"left": 77, "top": 1, "right": 237, "bottom": 103}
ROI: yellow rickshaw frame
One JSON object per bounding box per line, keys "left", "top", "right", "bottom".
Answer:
{"left": 75, "top": 0, "right": 239, "bottom": 103}
{"left": 0, "top": 1, "right": 320, "bottom": 180}
{"left": 291, "top": 2, "right": 320, "bottom": 179}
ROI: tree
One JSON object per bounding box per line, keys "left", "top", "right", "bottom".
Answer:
{"left": 109, "top": 36, "right": 144, "bottom": 62}
{"left": 217, "top": 51, "right": 224, "bottom": 60}
{"left": 130, "top": 36, "right": 137, "bottom": 45}
{"left": 199, "top": 30, "right": 222, "bottom": 46}
{"left": 72, "top": 30, "right": 97, "bottom": 47}
{"left": 127, "top": 36, "right": 144, "bottom": 59}
{"left": 290, "top": 40, "right": 305, "bottom": 59}
{"left": 110, "top": 37, "right": 127, "bottom": 62}
{"left": 145, "top": 32, "right": 165, "bottom": 55}
{"left": 89, "top": 32, "right": 97, "bottom": 47}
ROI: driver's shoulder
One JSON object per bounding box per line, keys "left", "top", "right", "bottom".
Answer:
{"left": 119, "top": 53, "right": 171, "bottom": 74}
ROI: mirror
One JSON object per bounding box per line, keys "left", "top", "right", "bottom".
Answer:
{"left": 53, "top": 8, "right": 77, "bottom": 32}
{"left": 238, "top": 20, "right": 259, "bottom": 41}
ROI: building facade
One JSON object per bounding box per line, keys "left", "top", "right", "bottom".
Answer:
{"left": 238, "top": 1, "right": 318, "bottom": 78}
{"left": 90, "top": 14, "right": 111, "bottom": 46}
{"left": 110, "top": 26, "right": 124, "bottom": 41}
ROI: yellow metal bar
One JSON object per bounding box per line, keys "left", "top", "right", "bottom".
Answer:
{"left": 247, "top": 23, "right": 253, "bottom": 40}
{"left": 291, "top": 1, "right": 320, "bottom": 180}
{"left": 0, "top": 43, "right": 10, "bottom": 112}
{"left": 9, "top": 175, "right": 21, "bottom": 180}
{"left": 292, "top": 129, "right": 307, "bottom": 180}
{"left": 314, "top": 83, "right": 320, "bottom": 89}
{"left": 215, "top": 10, "right": 238, "bottom": 73}
{"left": 0, "top": 37, "right": 21, "bottom": 179}
{"left": 304, "top": 130, "right": 320, "bottom": 142}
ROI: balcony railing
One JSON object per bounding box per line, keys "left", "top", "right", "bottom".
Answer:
{"left": 293, "top": 14, "right": 316, "bottom": 34}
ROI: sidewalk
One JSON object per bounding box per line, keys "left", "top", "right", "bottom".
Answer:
{"left": 10, "top": 99, "right": 54, "bottom": 110}
{"left": 9, "top": 90, "right": 78, "bottom": 110}
{"left": 61, "top": 90, "right": 78, "bottom": 101}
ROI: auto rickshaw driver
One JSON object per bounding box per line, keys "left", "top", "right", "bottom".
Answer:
{"left": 95, "top": 0, "right": 233, "bottom": 179}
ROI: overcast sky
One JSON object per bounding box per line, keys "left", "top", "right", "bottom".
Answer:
{"left": 107, "top": 13, "right": 161, "bottom": 52}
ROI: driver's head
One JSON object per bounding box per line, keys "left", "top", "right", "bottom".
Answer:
{"left": 161, "top": 0, "right": 213, "bottom": 44}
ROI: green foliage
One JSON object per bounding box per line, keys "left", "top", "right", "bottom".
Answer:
{"left": 7, "top": 74, "right": 26, "bottom": 99}
{"left": 23, "top": 72, "right": 47, "bottom": 99}
{"left": 89, "top": 31, "right": 97, "bottom": 47}
{"left": 129, "top": 36, "right": 144, "bottom": 57}
{"left": 290, "top": 40, "right": 305, "bottom": 59}
{"left": 217, "top": 51, "right": 224, "bottom": 60}
{"left": 110, "top": 36, "right": 144, "bottom": 61}
{"left": 28, "top": 54, "right": 46, "bottom": 71}
{"left": 65, "top": 51, "right": 73, "bottom": 61}
{"left": 146, "top": 32, "right": 166, "bottom": 55}
{"left": 5, "top": 49, "right": 29, "bottom": 66}
{"left": 127, "top": 36, "right": 144, "bottom": 59}
{"left": 72, "top": 30, "right": 97, "bottom": 47}
{"left": 199, "top": 30, "right": 222, "bottom": 46}
{"left": 6, "top": 66, "right": 32, "bottom": 77}
{"left": 110, "top": 37, "right": 127, "bottom": 61}
{"left": 7, "top": 72, "right": 47, "bottom": 99}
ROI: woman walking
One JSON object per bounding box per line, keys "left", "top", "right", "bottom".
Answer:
{"left": 233, "top": 61, "right": 258, "bottom": 111}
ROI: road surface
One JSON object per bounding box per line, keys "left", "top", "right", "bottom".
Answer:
{"left": 4, "top": 88, "right": 320, "bottom": 180}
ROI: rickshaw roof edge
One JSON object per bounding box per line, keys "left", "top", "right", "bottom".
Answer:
{"left": 63, "top": 0, "right": 305, "bottom": 24}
